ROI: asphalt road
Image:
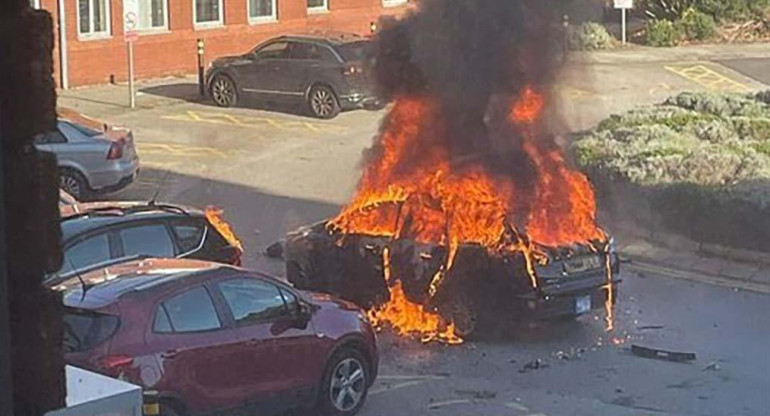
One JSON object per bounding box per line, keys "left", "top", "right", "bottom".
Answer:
{"left": 716, "top": 57, "right": 770, "bottom": 86}
{"left": 58, "top": 48, "right": 770, "bottom": 415}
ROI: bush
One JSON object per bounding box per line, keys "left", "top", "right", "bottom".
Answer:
{"left": 639, "top": 0, "right": 769, "bottom": 22}
{"left": 679, "top": 8, "right": 717, "bottom": 40}
{"left": 568, "top": 22, "right": 616, "bottom": 51}
{"left": 637, "top": 0, "right": 696, "bottom": 20}
{"left": 645, "top": 19, "right": 683, "bottom": 46}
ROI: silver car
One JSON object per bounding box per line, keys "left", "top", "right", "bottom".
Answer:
{"left": 34, "top": 119, "right": 139, "bottom": 200}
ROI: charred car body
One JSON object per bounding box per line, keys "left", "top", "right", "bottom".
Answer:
{"left": 282, "top": 204, "right": 620, "bottom": 338}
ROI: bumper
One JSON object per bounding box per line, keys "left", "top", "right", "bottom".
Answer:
{"left": 93, "top": 168, "right": 138, "bottom": 194}
{"left": 89, "top": 159, "right": 139, "bottom": 193}
{"left": 338, "top": 92, "right": 382, "bottom": 110}
{"left": 514, "top": 283, "right": 618, "bottom": 320}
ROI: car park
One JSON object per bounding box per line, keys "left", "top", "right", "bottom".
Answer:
{"left": 60, "top": 257, "right": 378, "bottom": 416}
{"left": 35, "top": 109, "right": 140, "bottom": 200}
{"left": 206, "top": 33, "right": 378, "bottom": 119}
{"left": 49, "top": 202, "right": 243, "bottom": 286}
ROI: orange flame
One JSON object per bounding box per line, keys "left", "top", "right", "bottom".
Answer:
{"left": 332, "top": 87, "right": 612, "bottom": 341}
{"left": 205, "top": 206, "right": 244, "bottom": 252}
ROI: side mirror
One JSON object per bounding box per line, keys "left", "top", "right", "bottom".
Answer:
{"left": 291, "top": 301, "right": 312, "bottom": 328}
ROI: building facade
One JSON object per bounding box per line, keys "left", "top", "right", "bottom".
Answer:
{"left": 34, "top": 0, "right": 411, "bottom": 88}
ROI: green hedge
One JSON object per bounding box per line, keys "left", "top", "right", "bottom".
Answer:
{"left": 573, "top": 91, "right": 770, "bottom": 251}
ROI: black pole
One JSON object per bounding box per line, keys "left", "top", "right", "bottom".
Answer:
{"left": 197, "top": 38, "right": 205, "bottom": 96}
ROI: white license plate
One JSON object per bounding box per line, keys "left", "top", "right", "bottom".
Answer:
{"left": 575, "top": 295, "right": 591, "bottom": 314}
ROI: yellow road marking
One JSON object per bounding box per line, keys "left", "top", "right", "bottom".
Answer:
{"left": 138, "top": 143, "right": 229, "bottom": 158}
{"left": 161, "top": 110, "right": 347, "bottom": 133}
{"left": 664, "top": 64, "right": 751, "bottom": 92}
{"left": 428, "top": 399, "right": 472, "bottom": 409}
{"left": 377, "top": 374, "right": 448, "bottom": 380}
{"left": 369, "top": 380, "right": 426, "bottom": 396}
{"left": 505, "top": 402, "right": 530, "bottom": 411}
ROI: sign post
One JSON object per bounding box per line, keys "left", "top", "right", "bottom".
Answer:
{"left": 123, "top": 0, "right": 138, "bottom": 108}
{"left": 614, "top": 0, "right": 633, "bottom": 45}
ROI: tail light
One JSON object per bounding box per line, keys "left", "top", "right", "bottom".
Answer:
{"left": 97, "top": 354, "right": 134, "bottom": 378}
{"left": 107, "top": 139, "right": 125, "bottom": 160}
{"left": 343, "top": 64, "right": 363, "bottom": 76}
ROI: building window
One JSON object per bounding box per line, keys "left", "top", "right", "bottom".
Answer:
{"left": 307, "top": 0, "right": 327, "bottom": 12}
{"left": 194, "top": 0, "right": 223, "bottom": 26}
{"left": 249, "top": 0, "right": 277, "bottom": 22}
{"left": 78, "top": 0, "right": 111, "bottom": 37}
{"left": 135, "top": 0, "right": 168, "bottom": 31}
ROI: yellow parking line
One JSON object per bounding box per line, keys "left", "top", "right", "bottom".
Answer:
{"left": 505, "top": 402, "right": 530, "bottom": 411}
{"left": 369, "top": 380, "right": 426, "bottom": 396}
{"left": 664, "top": 64, "right": 751, "bottom": 92}
{"left": 160, "top": 110, "right": 347, "bottom": 133}
{"left": 427, "top": 399, "right": 472, "bottom": 409}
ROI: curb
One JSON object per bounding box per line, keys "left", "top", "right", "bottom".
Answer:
{"left": 626, "top": 257, "right": 770, "bottom": 295}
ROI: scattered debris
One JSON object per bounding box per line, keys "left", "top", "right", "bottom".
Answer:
{"left": 631, "top": 344, "right": 696, "bottom": 362}
{"left": 454, "top": 389, "right": 497, "bottom": 399}
{"left": 519, "top": 359, "right": 549, "bottom": 373}
{"left": 702, "top": 362, "right": 721, "bottom": 372}
{"left": 265, "top": 240, "right": 285, "bottom": 258}
{"left": 554, "top": 347, "right": 584, "bottom": 361}
{"left": 636, "top": 325, "right": 664, "bottom": 330}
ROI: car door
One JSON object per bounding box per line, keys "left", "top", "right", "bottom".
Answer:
{"left": 146, "top": 285, "right": 243, "bottom": 414}
{"left": 239, "top": 41, "right": 295, "bottom": 99}
{"left": 212, "top": 276, "right": 321, "bottom": 405}
{"left": 286, "top": 41, "right": 326, "bottom": 96}
{"left": 116, "top": 221, "right": 176, "bottom": 258}
{"left": 56, "top": 121, "right": 108, "bottom": 180}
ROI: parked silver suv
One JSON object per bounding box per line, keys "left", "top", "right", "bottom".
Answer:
{"left": 34, "top": 117, "right": 139, "bottom": 200}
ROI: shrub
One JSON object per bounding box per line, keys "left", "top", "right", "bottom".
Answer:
{"left": 679, "top": 8, "right": 717, "bottom": 40}
{"left": 637, "top": 0, "right": 696, "bottom": 20}
{"left": 568, "top": 22, "right": 616, "bottom": 51}
{"left": 645, "top": 19, "right": 683, "bottom": 46}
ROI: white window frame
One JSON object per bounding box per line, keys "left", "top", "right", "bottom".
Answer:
{"left": 382, "top": 0, "right": 407, "bottom": 7}
{"left": 135, "top": 0, "right": 169, "bottom": 33}
{"left": 248, "top": 0, "right": 277, "bottom": 24}
{"left": 30, "top": 0, "right": 40, "bottom": 9}
{"left": 307, "top": 0, "right": 328, "bottom": 14}
{"left": 76, "top": 0, "right": 112, "bottom": 40}
{"left": 193, "top": 0, "right": 224, "bottom": 29}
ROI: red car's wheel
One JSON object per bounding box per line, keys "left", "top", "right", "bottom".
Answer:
{"left": 319, "top": 348, "right": 370, "bottom": 416}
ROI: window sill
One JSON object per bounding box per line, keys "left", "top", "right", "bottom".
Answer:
{"left": 248, "top": 16, "right": 278, "bottom": 25}
{"left": 307, "top": 7, "right": 329, "bottom": 15}
{"left": 382, "top": 0, "right": 408, "bottom": 7}
{"left": 77, "top": 33, "right": 112, "bottom": 41}
{"left": 194, "top": 22, "right": 225, "bottom": 31}
{"left": 135, "top": 28, "right": 172, "bottom": 36}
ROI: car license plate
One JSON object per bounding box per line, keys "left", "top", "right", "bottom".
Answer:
{"left": 575, "top": 295, "right": 591, "bottom": 314}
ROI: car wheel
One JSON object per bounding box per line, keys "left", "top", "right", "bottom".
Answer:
{"left": 210, "top": 74, "right": 238, "bottom": 107}
{"left": 308, "top": 85, "right": 340, "bottom": 119}
{"left": 319, "top": 348, "right": 370, "bottom": 416}
{"left": 59, "top": 168, "right": 90, "bottom": 201}
{"left": 441, "top": 292, "right": 479, "bottom": 339}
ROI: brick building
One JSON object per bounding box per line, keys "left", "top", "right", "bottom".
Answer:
{"left": 32, "top": 0, "right": 412, "bottom": 88}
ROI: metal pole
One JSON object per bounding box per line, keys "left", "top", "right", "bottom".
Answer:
{"left": 621, "top": 8, "right": 627, "bottom": 45}
{"left": 0, "top": 117, "right": 15, "bottom": 416}
{"left": 57, "top": 0, "right": 68, "bottom": 89}
{"left": 128, "top": 40, "right": 135, "bottom": 108}
{"left": 197, "top": 38, "right": 205, "bottom": 96}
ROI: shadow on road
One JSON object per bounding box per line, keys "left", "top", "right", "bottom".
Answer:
{"left": 140, "top": 82, "right": 313, "bottom": 118}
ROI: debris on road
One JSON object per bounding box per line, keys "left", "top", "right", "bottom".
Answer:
{"left": 630, "top": 344, "right": 697, "bottom": 362}
{"left": 265, "top": 240, "right": 284, "bottom": 258}
{"left": 519, "top": 358, "right": 550, "bottom": 373}
{"left": 636, "top": 324, "right": 665, "bottom": 330}
{"left": 454, "top": 389, "right": 497, "bottom": 399}
{"left": 702, "top": 362, "right": 721, "bottom": 371}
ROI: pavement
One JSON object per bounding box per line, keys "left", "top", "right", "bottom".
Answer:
{"left": 55, "top": 42, "right": 770, "bottom": 416}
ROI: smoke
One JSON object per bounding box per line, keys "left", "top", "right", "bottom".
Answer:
{"left": 372, "top": 0, "right": 567, "bottom": 158}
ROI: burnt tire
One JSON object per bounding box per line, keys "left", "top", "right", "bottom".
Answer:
{"left": 210, "top": 74, "right": 238, "bottom": 107}
{"left": 440, "top": 292, "right": 480, "bottom": 339}
{"left": 59, "top": 168, "right": 90, "bottom": 201}
{"left": 318, "top": 348, "right": 370, "bottom": 416}
{"left": 308, "top": 85, "right": 340, "bottom": 119}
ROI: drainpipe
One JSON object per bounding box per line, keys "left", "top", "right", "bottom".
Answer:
{"left": 57, "top": 0, "right": 68, "bottom": 89}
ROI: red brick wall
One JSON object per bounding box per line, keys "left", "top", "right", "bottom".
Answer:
{"left": 43, "top": 0, "right": 412, "bottom": 87}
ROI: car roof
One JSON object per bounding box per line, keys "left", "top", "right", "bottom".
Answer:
{"left": 276, "top": 31, "right": 367, "bottom": 46}
{"left": 58, "top": 258, "right": 233, "bottom": 309}
{"left": 60, "top": 201, "right": 205, "bottom": 242}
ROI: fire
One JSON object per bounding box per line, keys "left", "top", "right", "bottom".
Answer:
{"left": 204, "top": 206, "right": 244, "bottom": 252}
{"left": 331, "top": 87, "right": 612, "bottom": 342}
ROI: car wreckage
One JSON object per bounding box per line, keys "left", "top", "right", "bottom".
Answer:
{"left": 276, "top": 202, "right": 620, "bottom": 339}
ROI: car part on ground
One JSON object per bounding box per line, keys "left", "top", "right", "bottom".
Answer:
{"left": 205, "top": 33, "right": 378, "bottom": 119}
{"left": 58, "top": 258, "right": 378, "bottom": 416}
{"left": 48, "top": 201, "right": 243, "bottom": 285}
{"left": 35, "top": 112, "right": 139, "bottom": 200}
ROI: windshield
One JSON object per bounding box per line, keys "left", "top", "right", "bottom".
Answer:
{"left": 63, "top": 309, "right": 120, "bottom": 353}
{"left": 3, "top": 0, "right": 769, "bottom": 414}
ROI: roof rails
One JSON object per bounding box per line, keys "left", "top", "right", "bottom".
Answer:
{"left": 46, "top": 254, "right": 154, "bottom": 286}
{"left": 61, "top": 202, "right": 190, "bottom": 222}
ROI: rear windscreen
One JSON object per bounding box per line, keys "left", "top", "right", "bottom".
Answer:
{"left": 63, "top": 309, "right": 120, "bottom": 353}
{"left": 337, "top": 41, "right": 371, "bottom": 62}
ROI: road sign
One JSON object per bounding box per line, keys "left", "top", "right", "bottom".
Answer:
{"left": 614, "top": 0, "right": 633, "bottom": 8}
{"left": 124, "top": 30, "right": 138, "bottom": 42}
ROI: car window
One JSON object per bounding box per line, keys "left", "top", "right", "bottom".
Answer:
{"left": 171, "top": 221, "right": 206, "bottom": 253}
{"left": 218, "top": 278, "right": 288, "bottom": 325}
{"left": 66, "top": 121, "right": 102, "bottom": 137}
{"left": 255, "top": 42, "right": 290, "bottom": 60}
{"left": 337, "top": 41, "right": 370, "bottom": 62}
{"left": 279, "top": 287, "right": 299, "bottom": 312}
{"left": 155, "top": 287, "right": 221, "bottom": 333}
{"left": 119, "top": 223, "right": 175, "bottom": 257}
{"left": 60, "top": 233, "right": 111, "bottom": 274}
{"left": 63, "top": 309, "right": 120, "bottom": 353}
{"left": 33, "top": 129, "right": 67, "bottom": 145}
{"left": 57, "top": 121, "right": 88, "bottom": 141}
{"left": 290, "top": 42, "right": 332, "bottom": 61}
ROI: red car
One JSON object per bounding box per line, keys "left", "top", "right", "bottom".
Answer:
{"left": 60, "top": 258, "right": 378, "bottom": 416}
